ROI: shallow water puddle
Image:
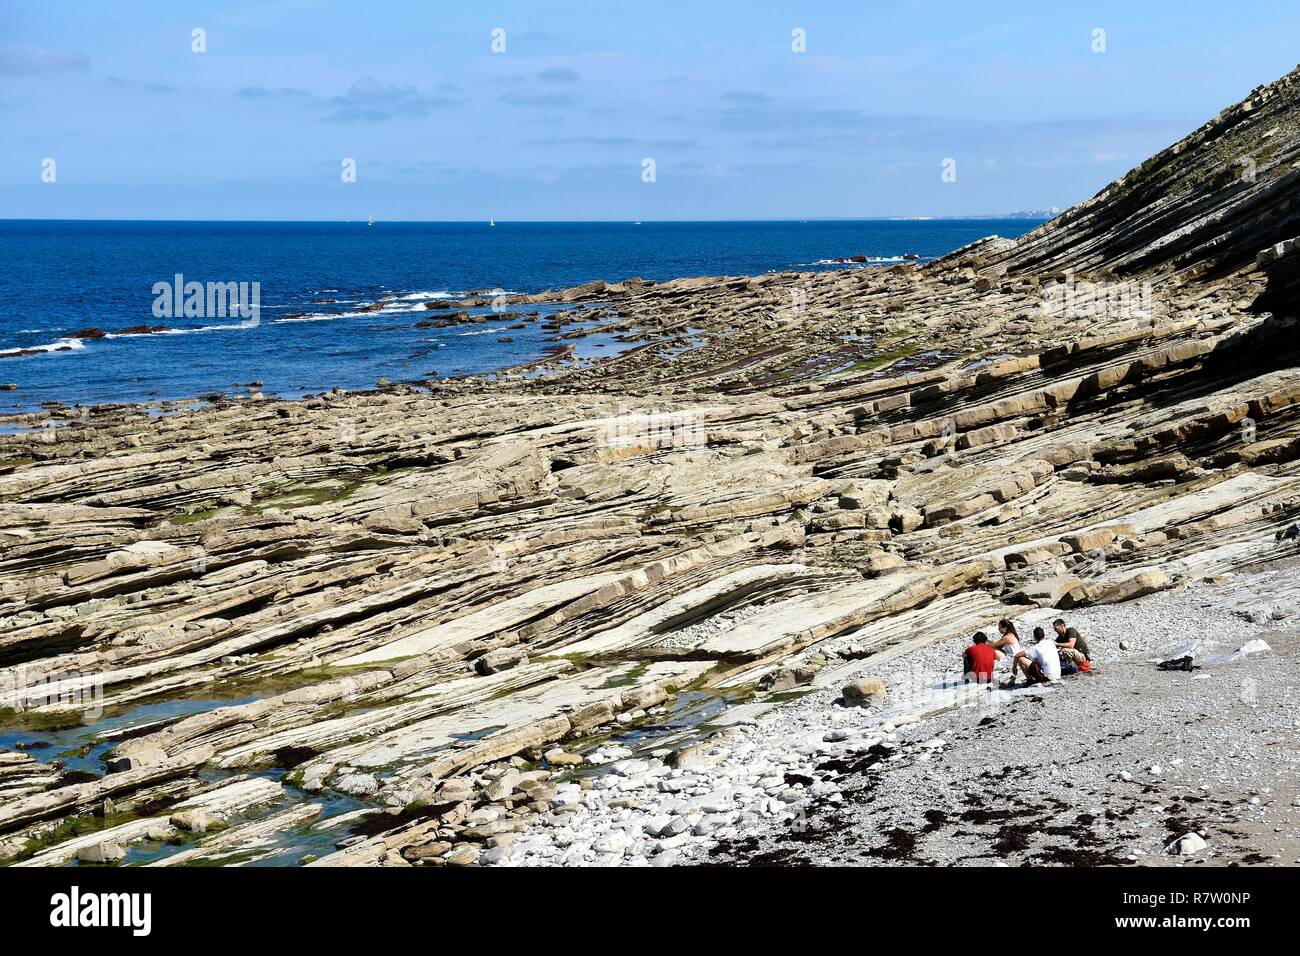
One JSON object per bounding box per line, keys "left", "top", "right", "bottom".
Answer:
{"left": 569, "top": 686, "right": 753, "bottom": 773}
{"left": 107, "top": 771, "right": 376, "bottom": 868}
{"left": 0, "top": 694, "right": 266, "bottom": 778}
{"left": 0, "top": 668, "right": 373, "bottom": 777}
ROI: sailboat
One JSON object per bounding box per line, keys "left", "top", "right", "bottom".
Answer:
{"left": 368, "top": 213, "right": 374, "bottom": 227}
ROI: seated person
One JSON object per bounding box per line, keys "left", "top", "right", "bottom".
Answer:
{"left": 1007, "top": 626, "right": 1062, "bottom": 686}
{"left": 962, "top": 631, "right": 998, "bottom": 684}
{"left": 988, "top": 618, "right": 1022, "bottom": 661}
{"left": 1053, "top": 618, "right": 1093, "bottom": 671}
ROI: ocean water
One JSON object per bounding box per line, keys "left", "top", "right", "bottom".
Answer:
{"left": 0, "top": 219, "right": 1039, "bottom": 413}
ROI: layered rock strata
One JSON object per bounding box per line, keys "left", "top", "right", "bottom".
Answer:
{"left": 2, "top": 66, "right": 1300, "bottom": 866}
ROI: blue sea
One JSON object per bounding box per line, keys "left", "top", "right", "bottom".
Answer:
{"left": 0, "top": 219, "right": 1039, "bottom": 413}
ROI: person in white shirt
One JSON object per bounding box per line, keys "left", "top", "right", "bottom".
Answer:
{"left": 988, "top": 618, "right": 1022, "bottom": 666}
{"left": 1006, "top": 626, "right": 1062, "bottom": 686}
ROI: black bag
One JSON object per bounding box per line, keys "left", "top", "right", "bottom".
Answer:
{"left": 1157, "top": 655, "right": 1196, "bottom": 672}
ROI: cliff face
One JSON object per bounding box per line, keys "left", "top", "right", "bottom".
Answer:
{"left": 1, "top": 68, "right": 1299, "bottom": 868}
{"left": 994, "top": 64, "right": 1300, "bottom": 281}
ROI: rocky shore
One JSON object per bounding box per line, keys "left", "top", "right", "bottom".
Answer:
{"left": 2, "top": 66, "right": 1300, "bottom": 867}
{"left": 467, "top": 565, "right": 1299, "bottom": 867}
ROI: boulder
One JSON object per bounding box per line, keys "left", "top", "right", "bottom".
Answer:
{"left": 1059, "top": 525, "right": 1133, "bottom": 552}
{"left": 105, "top": 745, "right": 169, "bottom": 774}
{"left": 812, "top": 511, "right": 866, "bottom": 532}
{"left": 436, "top": 778, "right": 474, "bottom": 803}
{"left": 1004, "top": 543, "right": 1069, "bottom": 569}
{"left": 334, "top": 772, "right": 380, "bottom": 796}
{"left": 169, "top": 809, "right": 221, "bottom": 833}
{"left": 666, "top": 742, "right": 723, "bottom": 770}
{"left": 841, "top": 677, "right": 887, "bottom": 708}
{"left": 1232, "top": 639, "right": 1272, "bottom": 659}
{"left": 863, "top": 506, "right": 893, "bottom": 529}
{"left": 863, "top": 552, "right": 907, "bottom": 575}
{"left": 1083, "top": 569, "right": 1174, "bottom": 606}
{"left": 444, "top": 845, "right": 480, "bottom": 866}
{"left": 404, "top": 842, "right": 453, "bottom": 862}
{"left": 889, "top": 504, "right": 924, "bottom": 532}
{"left": 761, "top": 664, "right": 818, "bottom": 692}
{"left": 483, "top": 770, "right": 522, "bottom": 802}
{"left": 77, "top": 842, "right": 126, "bottom": 864}
{"left": 1009, "top": 574, "right": 1083, "bottom": 605}
{"left": 475, "top": 648, "right": 528, "bottom": 675}
{"left": 1167, "top": 832, "right": 1207, "bottom": 856}
{"left": 956, "top": 422, "right": 1017, "bottom": 449}
{"left": 837, "top": 480, "right": 891, "bottom": 510}
{"left": 544, "top": 749, "right": 584, "bottom": 767}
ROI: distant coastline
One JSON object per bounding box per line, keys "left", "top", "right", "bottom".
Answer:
{"left": 0, "top": 218, "right": 1040, "bottom": 413}
{"left": 0, "top": 213, "right": 1059, "bottom": 225}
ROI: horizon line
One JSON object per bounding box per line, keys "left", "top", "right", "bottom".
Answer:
{"left": 0, "top": 214, "right": 1056, "bottom": 225}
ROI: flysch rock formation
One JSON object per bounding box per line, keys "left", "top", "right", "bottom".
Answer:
{"left": 2, "top": 66, "right": 1300, "bottom": 867}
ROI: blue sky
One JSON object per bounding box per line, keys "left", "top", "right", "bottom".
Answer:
{"left": 2, "top": 0, "right": 1298, "bottom": 220}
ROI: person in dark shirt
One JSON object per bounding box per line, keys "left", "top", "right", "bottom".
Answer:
{"left": 962, "top": 631, "right": 998, "bottom": 684}
{"left": 1053, "top": 618, "right": 1092, "bottom": 669}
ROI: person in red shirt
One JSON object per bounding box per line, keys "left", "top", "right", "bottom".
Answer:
{"left": 962, "top": 631, "right": 998, "bottom": 684}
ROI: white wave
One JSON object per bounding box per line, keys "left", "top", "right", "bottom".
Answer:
{"left": 276, "top": 300, "right": 359, "bottom": 312}
{"left": 397, "top": 291, "right": 455, "bottom": 301}
{"left": 273, "top": 313, "right": 341, "bottom": 324}
{"left": 377, "top": 303, "right": 438, "bottom": 314}
{"left": 273, "top": 298, "right": 480, "bottom": 322}
{"left": 272, "top": 308, "right": 388, "bottom": 323}
{"left": 104, "top": 319, "right": 259, "bottom": 338}
{"left": 805, "top": 255, "right": 923, "bottom": 266}
{"left": 456, "top": 327, "right": 508, "bottom": 336}
{"left": 0, "top": 337, "right": 87, "bottom": 356}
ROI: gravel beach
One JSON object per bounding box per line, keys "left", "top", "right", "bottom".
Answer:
{"left": 485, "top": 561, "right": 1299, "bottom": 867}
